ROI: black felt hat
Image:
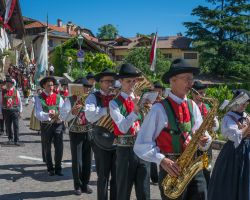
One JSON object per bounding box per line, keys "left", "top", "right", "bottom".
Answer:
{"left": 0, "top": 79, "right": 4, "bottom": 84}
{"left": 192, "top": 81, "right": 207, "bottom": 91}
{"left": 5, "top": 77, "right": 14, "bottom": 84}
{"left": 74, "top": 77, "right": 92, "bottom": 88}
{"left": 153, "top": 81, "right": 164, "bottom": 89}
{"left": 162, "top": 58, "right": 200, "bottom": 83}
{"left": 95, "top": 68, "right": 116, "bottom": 82}
{"left": 117, "top": 63, "right": 142, "bottom": 79}
{"left": 86, "top": 72, "right": 95, "bottom": 80}
{"left": 39, "top": 76, "right": 57, "bottom": 88}
{"left": 59, "top": 79, "right": 69, "bottom": 86}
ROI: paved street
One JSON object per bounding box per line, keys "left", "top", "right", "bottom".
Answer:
{"left": 0, "top": 98, "right": 162, "bottom": 200}
{"left": 0, "top": 96, "right": 220, "bottom": 200}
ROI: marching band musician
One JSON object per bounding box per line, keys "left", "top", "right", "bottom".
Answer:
{"left": 85, "top": 68, "right": 117, "bottom": 200}
{"left": 208, "top": 89, "right": 250, "bottom": 200}
{"left": 60, "top": 77, "right": 93, "bottom": 195}
{"left": 34, "top": 76, "right": 64, "bottom": 176}
{"left": 22, "top": 73, "right": 30, "bottom": 105}
{"left": 59, "top": 79, "right": 69, "bottom": 100}
{"left": 191, "top": 81, "right": 219, "bottom": 187}
{"left": 0, "top": 77, "right": 22, "bottom": 145}
{"left": 134, "top": 59, "right": 212, "bottom": 200}
{"left": 109, "top": 63, "right": 151, "bottom": 200}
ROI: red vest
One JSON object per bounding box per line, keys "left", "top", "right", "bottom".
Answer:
{"left": 156, "top": 97, "right": 194, "bottom": 154}
{"left": 113, "top": 95, "right": 141, "bottom": 136}
{"left": 40, "top": 92, "right": 60, "bottom": 113}
{"left": 23, "top": 78, "right": 28, "bottom": 87}
{"left": 2, "top": 88, "right": 19, "bottom": 108}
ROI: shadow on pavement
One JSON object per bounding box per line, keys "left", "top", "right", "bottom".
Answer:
{"left": 0, "top": 190, "right": 73, "bottom": 200}
{"left": 0, "top": 163, "right": 72, "bottom": 182}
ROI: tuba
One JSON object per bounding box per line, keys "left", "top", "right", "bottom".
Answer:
{"left": 161, "top": 89, "right": 219, "bottom": 199}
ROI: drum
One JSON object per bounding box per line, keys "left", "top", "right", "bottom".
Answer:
{"left": 92, "top": 126, "right": 116, "bottom": 151}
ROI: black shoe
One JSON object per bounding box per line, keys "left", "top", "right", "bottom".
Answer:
{"left": 74, "top": 189, "right": 81, "bottom": 196}
{"left": 7, "top": 140, "right": 13, "bottom": 145}
{"left": 81, "top": 185, "right": 93, "bottom": 194}
{"left": 14, "top": 142, "right": 21, "bottom": 146}
{"left": 48, "top": 170, "right": 55, "bottom": 176}
{"left": 55, "top": 171, "right": 63, "bottom": 176}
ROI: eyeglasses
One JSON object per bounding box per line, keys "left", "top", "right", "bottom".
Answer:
{"left": 175, "top": 75, "right": 194, "bottom": 83}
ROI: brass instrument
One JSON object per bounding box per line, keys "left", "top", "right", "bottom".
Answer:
{"left": 67, "top": 94, "right": 88, "bottom": 130}
{"left": 162, "top": 88, "right": 219, "bottom": 199}
{"left": 96, "top": 74, "right": 153, "bottom": 132}
{"left": 95, "top": 87, "right": 118, "bottom": 132}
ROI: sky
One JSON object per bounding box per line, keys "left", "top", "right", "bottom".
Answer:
{"left": 20, "top": 0, "right": 211, "bottom": 37}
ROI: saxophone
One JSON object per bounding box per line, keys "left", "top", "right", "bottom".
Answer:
{"left": 162, "top": 90, "right": 219, "bottom": 199}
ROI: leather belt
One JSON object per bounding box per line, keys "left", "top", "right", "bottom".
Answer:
{"left": 69, "top": 124, "right": 92, "bottom": 133}
{"left": 114, "top": 135, "right": 136, "bottom": 147}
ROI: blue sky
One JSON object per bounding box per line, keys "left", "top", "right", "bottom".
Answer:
{"left": 20, "top": 0, "right": 211, "bottom": 37}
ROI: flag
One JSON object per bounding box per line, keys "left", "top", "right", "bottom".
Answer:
{"left": 3, "top": 0, "right": 17, "bottom": 30}
{"left": 35, "top": 29, "right": 48, "bottom": 85}
{"left": 150, "top": 32, "right": 158, "bottom": 72}
{"left": 15, "top": 49, "right": 19, "bottom": 66}
{"left": 23, "top": 40, "right": 30, "bottom": 65}
{"left": 30, "top": 44, "right": 35, "bottom": 64}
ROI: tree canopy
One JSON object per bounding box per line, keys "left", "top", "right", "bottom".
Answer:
{"left": 97, "top": 24, "right": 119, "bottom": 39}
{"left": 183, "top": 0, "right": 250, "bottom": 79}
{"left": 122, "top": 47, "right": 171, "bottom": 83}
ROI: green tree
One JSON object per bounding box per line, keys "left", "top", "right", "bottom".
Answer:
{"left": 183, "top": 0, "right": 250, "bottom": 78}
{"left": 51, "top": 38, "right": 115, "bottom": 79}
{"left": 97, "top": 24, "right": 119, "bottom": 39}
{"left": 123, "top": 47, "right": 171, "bottom": 82}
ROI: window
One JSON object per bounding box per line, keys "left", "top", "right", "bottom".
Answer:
{"left": 115, "top": 55, "right": 124, "bottom": 61}
{"left": 163, "top": 53, "right": 172, "bottom": 59}
{"left": 184, "top": 53, "right": 197, "bottom": 59}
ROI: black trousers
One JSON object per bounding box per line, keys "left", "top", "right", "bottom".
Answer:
{"left": 0, "top": 111, "right": 5, "bottom": 133}
{"left": 41, "top": 130, "right": 46, "bottom": 162}
{"left": 158, "top": 167, "right": 207, "bottom": 200}
{"left": 41, "top": 123, "right": 63, "bottom": 172}
{"left": 116, "top": 146, "right": 150, "bottom": 200}
{"left": 69, "top": 131, "right": 92, "bottom": 190}
{"left": 4, "top": 109, "right": 19, "bottom": 142}
{"left": 151, "top": 162, "right": 159, "bottom": 183}
{"left": 92, "top": 142, "right": 116, "bottom": 200}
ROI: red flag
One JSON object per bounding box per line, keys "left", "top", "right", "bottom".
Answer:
{"left": 150, "top": 32, "right": 158, "bottom": 72}
{"left": 3, "top": 0, "right": 17, "bottom": 31}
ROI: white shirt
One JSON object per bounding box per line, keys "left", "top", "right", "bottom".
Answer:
{"left": 133, "top": 91, "right": 212, "bottom": 166}
{"left": 109, "top": 91, "right": 139, "bottom": 134}
{"left": 85, "top": 90, "right": 109, "bottom": 124}
{"left": 0, "top": 87, "right": 23, "bottom": 114}
{"left": 221, "top": 111, "right": 245, "bottom": 148}
{"left": 34, "top": 91, "right": 64, "bottom": 122}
